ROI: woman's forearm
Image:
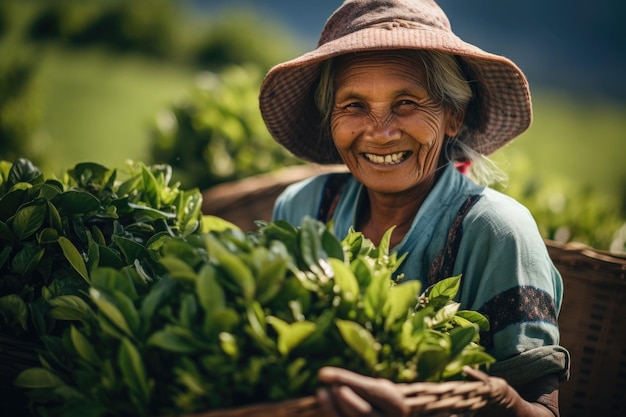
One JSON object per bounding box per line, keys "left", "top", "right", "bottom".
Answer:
{"left": 475, "top": 373, "right": 560, "bottom": 417}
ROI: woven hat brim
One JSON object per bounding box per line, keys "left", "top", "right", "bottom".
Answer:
{"left": 259, "top": 24, "right": 532, "bottom": 165}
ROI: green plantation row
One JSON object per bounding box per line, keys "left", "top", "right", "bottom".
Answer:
{"left": 1, "top": 1, "right": 624, "bottom": 252}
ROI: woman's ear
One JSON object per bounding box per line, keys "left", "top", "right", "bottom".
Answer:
{"left": 445, "top": 108, "right": 465, "bottom": 137}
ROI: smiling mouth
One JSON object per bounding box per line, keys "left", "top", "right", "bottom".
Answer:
{"left": 362, "top": 151, "right": 411, "bottom": 165}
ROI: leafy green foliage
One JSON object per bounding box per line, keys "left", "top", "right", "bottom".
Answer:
{"left": 26, "top": 0, "right": 178, "bottom": 58}
{"left": 149, "top": 65, "right": 303, "bottom": 190}
{"left": 191, "top": 10, "right": 301, "bottom": 72}
{"left": 0, "top": 158, "right": 205, "bottom": 340}
{"left": 493, "top": 152, "right": 626, "bottom": 252}
{"left": 15, "top": 217, "right": 494, "bottom": 416}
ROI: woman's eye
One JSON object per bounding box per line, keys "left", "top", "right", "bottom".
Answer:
{"left": 346, "top": 102, "right": 364, "bottom": 109}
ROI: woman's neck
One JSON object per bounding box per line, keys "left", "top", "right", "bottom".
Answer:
{"left": 357, "top": 174, "right": 437, "bottom": 247}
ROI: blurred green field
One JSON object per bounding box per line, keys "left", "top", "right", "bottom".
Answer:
{"left": 34, "top": 48, "right": 626, "bottom": 195}
{"left": 33, "top": 47, "right": 196, "bottom": 175}
{"left": 494, "top": 92, "right": 626, "bottom": 196}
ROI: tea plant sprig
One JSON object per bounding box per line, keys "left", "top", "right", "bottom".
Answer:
{"left": 0, "top": 158, "right": 205, "bottom": 340}
{"left": 16, "top": 216, "right": 494, "bottom": 417}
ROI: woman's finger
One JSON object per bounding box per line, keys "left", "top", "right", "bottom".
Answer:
{"left": 317, "top": 385, "right": 382, "bottom": 417}
{"left": 318, "top": 367, "right": 409, "bottom": 416}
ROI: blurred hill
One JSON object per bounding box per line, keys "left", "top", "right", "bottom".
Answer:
{"left": 192, "top": 0, "right": 626, "bottom": 102}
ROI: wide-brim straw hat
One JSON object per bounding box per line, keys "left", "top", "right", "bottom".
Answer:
{"left": 259, "top": 0, "right": 532, "bottom": 165}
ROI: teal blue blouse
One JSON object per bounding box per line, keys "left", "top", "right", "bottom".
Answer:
{"left": 272, "top": 163, "right": 570, "bottom": 385}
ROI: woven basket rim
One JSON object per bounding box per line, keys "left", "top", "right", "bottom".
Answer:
{"left": 172, "top": 373, "right": 493, "bottom": 417}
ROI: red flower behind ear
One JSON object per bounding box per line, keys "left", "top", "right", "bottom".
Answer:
{"left": 455, "top": 160, "right": 471, "bottom": 175}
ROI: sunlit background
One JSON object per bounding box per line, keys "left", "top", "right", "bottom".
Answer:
{"left": 1, "top": 0, "right": 624, "bottom": 251}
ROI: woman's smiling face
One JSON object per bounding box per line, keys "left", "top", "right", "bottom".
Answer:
{"left": 330, "top": 51, "right": 463, "bottom": 194}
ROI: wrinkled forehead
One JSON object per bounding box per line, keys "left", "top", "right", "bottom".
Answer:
{"left": 332, "top": 50, "right": 429, "bottom": 88}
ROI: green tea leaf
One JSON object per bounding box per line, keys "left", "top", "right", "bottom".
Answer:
{"left": 428, "top": 275, "right": 461, "bottom": 300}
{"left": 0, "top": 187, "right": 29, "bottom": 222}
{"left": 196, "top": 264, "right": 225, "bottom": 312}
{"left": 201, "top": 215, "right": 241, "bottom": 233}
{"left": 148, "top": 328, "right": 200, "bottom": 353}
{"left": 126, "top": 203, "right": 176, "bottom": 221}
{"left": 111, "top": 290, "right": 140, "bottom": 335}
{"left": 330, "top": 258, "right": 359, "bottom": 303}
{"left": 321, "top": 228, "right": 345, "bottom": 260}
{"left": 38, "top": 227, "right": 59, "bottom": 244}
{"left": 68, "top": 162, "right": 111, "bottom": 188}
{"left": 140, "top": 278, "right": 177, "bottom": 323}
{"left": 0, "top": 220, "right": 14, "bottom": 243}
{"left": 429, "top": 302, "right": 460, "bottom": 329}
{"left": 12, "top": 202, "right": 47, "bottom": 240}
{"left": 375, "top": 226, "right": 395, "bottom": 258}
{"left": 335, "top": 319, "right": 379, "bottom": 369}
{"left": 266, "top": 316, "right": 316, "bottom": 356}
{"left": 0, "top": 294, "right": 29, "bottom": 331}
{"left": 384, "top": 280, "right": 421, "bottom": 331}
{"left": 7, "top": 158, "right": 42, "bottom": 188}
{"left": 204, "top": 307, "right": 240, "bottom": 336}
{"left": 206, "top": 234, "right": 255, "bottom": 300}
{"left": 218, "top": 332, "right": 238, "bottom": 357}
{"left": 112, "top": 235, "right": 150, "bottom": 264}
{"left": 119, "top": 337, "right": 151, "bottom": 407}
{"left": 448, "top": 325, "right": 479, "bottom": 360}
{"left": 442, "top": 350, "right": 496, "bottom": 380}
{"left": 456, "top": 310, "right": 491, "bottom": 332}
{"left": 255, "top": 256, "right": 288, "bottom": 304}
{"left": 48, "top": 295, "right": 94, "bottom": 322}
{"left": 141, "top": 164, "right": 160, "bottom": 208}
{"left": 58, "top": 236, "right": 90, "bottom": 283}
{"left": 417, "top": 347, "right": 450, "bottom": 381}
{"left": 96, "top": 245, "right": 124, "bottom": 269}
{"left": 363, "top": 269, "right": 390, "bottom": 320}
{"left": 53, "top": 190, "right": 101, "bottom": 214}
{"left": 0, "top": 245, "right": 10, "bottom": 269}
{"left": 35, "top": 182, "right": 62, "bottom": 201}
{"left": 46, "top": 200, "right": 63, "bottom": 232}
{"left": 245, "top": 302, "right": 275, "bottom": 354}
{"left": 91, "top": 268, "right": 138, "bottom": 300}
{"left": 11, "top": 243, "right": 44, "bottom": 275}
{"left": 160, "top": 255, "right": 198, "bottom": 283}
{"left": 14, "top": 367, "right": 65, "bottom": 389}
{"left": 70, "top": 325, "right": 101, "bottom": 366}
{"left": 89, "top": 288, "right": 133, "bottom": 337}
{"left": 178, "top": 191, "right": 202, "bottom": 236}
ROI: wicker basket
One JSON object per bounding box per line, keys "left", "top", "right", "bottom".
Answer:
{"left": 177, "top": 375, "right": 494, "bottom": 417}
{"left": 202, "top": 164, "right": 347, "bottom": 231}
{"left": 547, "top": 240, "right": 626, "bottom": 417}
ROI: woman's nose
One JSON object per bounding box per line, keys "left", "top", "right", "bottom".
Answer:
{"left": 363, "top": 111, "right": 401, "bottom": 142}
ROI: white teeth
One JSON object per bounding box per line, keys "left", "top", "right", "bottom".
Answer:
{"left": 363, "top": 152, "right": 407, "bottom": 165}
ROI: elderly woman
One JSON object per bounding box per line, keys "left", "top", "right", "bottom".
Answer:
{"left": 259, "top": 0, "right": 569, "bottom": 416}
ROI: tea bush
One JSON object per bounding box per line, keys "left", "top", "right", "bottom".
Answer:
{"left": 148, "top": 65, "right": 303, "bottom": 191}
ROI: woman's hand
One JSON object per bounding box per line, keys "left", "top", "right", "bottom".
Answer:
{"left": 315, "top": 367, "right": 409, "bottom": 417}
{"left": 315, "top": 366, "right": 559, "bottom": 417}
{"left": 463, "top": 367, "right": 559, "bottom": 417}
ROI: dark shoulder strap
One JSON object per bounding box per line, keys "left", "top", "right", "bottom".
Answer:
{"left": 427, "top": 194, "right": 482, "bottom": 286}
{"left": 317, "top": 172, "right": 351, "bottom": 222}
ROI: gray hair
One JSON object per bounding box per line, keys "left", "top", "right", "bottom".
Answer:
{"left": 314, "top": 49, "right": 505, "bottom": 185}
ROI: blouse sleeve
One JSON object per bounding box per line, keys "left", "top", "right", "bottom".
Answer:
{"left": 453, "top": 190, "right": 570, "bottom": 384}
{"left": 271, "top": 174, "right": 329, "bottom": 225}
